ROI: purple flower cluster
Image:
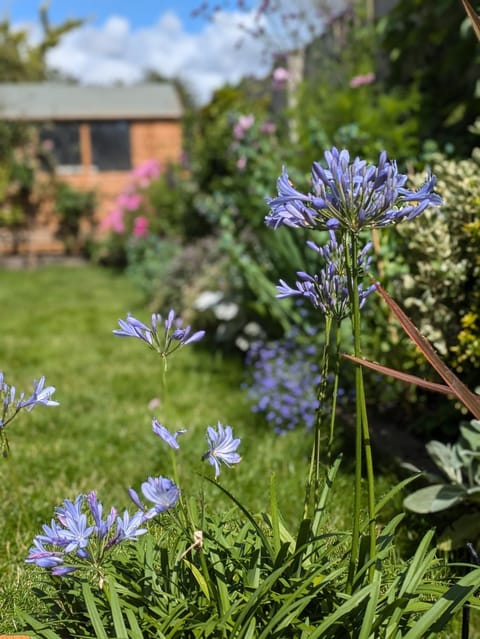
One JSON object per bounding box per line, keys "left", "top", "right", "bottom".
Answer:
{"left": 26, "top": 479, "right": 179, "bottom": 577}
{"left": 0, "top": 373, "right": 59, "bottom": 457}
{"left": 265, "top": 147, "right": 442, "bottom": 233}
{"left": 276, "top": 231, "right": 376, "bottom": 319}
{"left": 243, "top": 329, "right": 323, "bottom": 434}
{"left": 113, "top": 310, "right": 205, "bottom": 364}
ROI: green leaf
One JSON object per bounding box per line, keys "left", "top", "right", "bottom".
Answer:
{"left": 20, "top": 612, "right": 63, "bottom": 639}
{"left": 105, "top": 577, "right": 128, "bottom": 639}
{"left": 403, "top": 484, "right": 467, "bottom": 513}
{"left": 182, "top": 558, "right": 211, "bottom": 601}
{"left": 308, "top": 585, "right": 373, "bottom": 638}
{"left": 125, "top": 609, "right": 145, "bottom": 639}
{"left": 82, "top": 582, "right": 109, "bottom": 639}
{"left": 402, "top": 567, "right": 480, "bottom": 638}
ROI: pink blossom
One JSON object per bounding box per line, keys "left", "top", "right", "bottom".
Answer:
{"left": 132, "top": 215, "right": 149, "bottom": 238}
{"left": 236, "top": 155, "right": 248, "bottom": 170}
{"left": 349, "top": 72, "right": 376, "bottom": 88}
{"left": 116, "top": 191, "right": 142, "bottom": 211}
{"left": 272, "top": 67, "right": 290, "bottom": 89}
{"left": 101, "top": 207, "right": 125, "bottom": 234}
{"left": 233, "top": 114, "right": 255, "bottom": 140}
{"left": 260, "top": 121, "right": 276, "bottom": 135}
{"left": 131, "top": 159, "right": 161, "bottom": 187}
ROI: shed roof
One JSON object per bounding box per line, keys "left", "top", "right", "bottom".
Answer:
{"left": 0, "top": 83, "right": 183, "bottom": 121}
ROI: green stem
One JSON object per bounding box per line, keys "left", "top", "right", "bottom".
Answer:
{"left": 327, "top": 322, "right": 342, "bottom": 463}
{"left": 345, "top": 233, "right": 376, "bottom": 590}
{"left": 304, "top": 316, "right": 332, "bottom": 519}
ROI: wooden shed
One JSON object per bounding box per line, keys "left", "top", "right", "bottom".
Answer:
{"left": 0, "top": 82, "right": 183, "bottom": 254}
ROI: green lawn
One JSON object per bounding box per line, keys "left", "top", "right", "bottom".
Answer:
{"left": 0, "top": 264, "right": 339, "bottom": 631}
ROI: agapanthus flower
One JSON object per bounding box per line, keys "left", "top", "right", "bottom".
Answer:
{"left": 17, "top": 376, "right": 59, "bottom": 411}
{"left": 26, "top": 491, "right": 146, "bottom": 579}
{"left": 276, "top": 232, "right": 375, "bottom": 319}
{"left": 129, "top": 476, "right": 180, "bottom": 520}
{"left": 265, "top": 147, "right": 442, "bottom": 233}
{"left": 0, "top": 372, "right": 59, "bottom": 458}
{"left": 114, "top": 510, "right": 147, "bottom": 542}
{"left": 152, "top": 419, "right": 187, "bottom": 449}
{"left": 113, "top": 310, "right": 205, "bottom": 367}
{"left": 202, "top": 422, "right": 241, "bottom": 478}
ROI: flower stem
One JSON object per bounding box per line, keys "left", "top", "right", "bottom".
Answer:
{"left": 327, "top": 322, "right": 342, "bottom": 463}
{"left": 304, "top": 316, "right": 332, "bottom": 519}
{"left": 345, "top": 233, "right": 376, "bottom": 589}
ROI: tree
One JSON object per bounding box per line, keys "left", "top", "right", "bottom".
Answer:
{"left": 379, "top": 0, "right": 480, "bottom": 155}
{"left": 0, "top": 7, "right": 83, "bottom": 251}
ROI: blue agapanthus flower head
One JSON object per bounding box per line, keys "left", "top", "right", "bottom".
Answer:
{"left": 276, "top": 231, "right": 375, "bottom": 319}
{"left": 26, "top": 491, "right": 147, "bottom": 578}
{"left": 129, "top": 475, "right": 180, "bottom": 520}
{"left": 265, "top": 147, "right": 442, "bottom": 232}
{"left": 152, "top": 419, "right": 187, "bottom": 449}
{"left": 113, "top": 310, "right": 205, "bottom": 366}
{"left": 202, "top": 422, "right": 241, "bottom": 478}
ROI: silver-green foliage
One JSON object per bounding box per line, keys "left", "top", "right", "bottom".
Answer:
{"left": 404, "top": 419, "right": 480, "bottom": 550}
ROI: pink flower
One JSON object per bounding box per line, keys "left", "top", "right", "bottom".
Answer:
{"left": 260, "top": 121, "right": 276, "bottom": 135}
{"left": 233, "top": 114, "right": 255, "bottom": 140}
{"left": 236, "top": 155, "right": 247, "bottom": 170}
{"left": 272, "top": 67, "right": 290, "bottom": 89}
{"left": 116, "top": 191, "right": 142, "bottom": 211}
{"left": 100, "top": 207, "right": 125, "bottom": 234}
{"left": 131, "top": 159, "right": 161, "bottom": 187}
{"left": 349, "top": 72, "right": 376, "bottom": 88}
{"left": 132, "top": 215, "right": 149, "bottom": 238}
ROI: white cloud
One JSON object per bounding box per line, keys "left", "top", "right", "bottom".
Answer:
{"left": 44, "top": 9, "right": 274, "bottom": 104}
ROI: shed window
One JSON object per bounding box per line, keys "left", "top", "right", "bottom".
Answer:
{"left": 40, "top": 122, "right": 81, "bottom": 167}
{"left": 90, "top": 120, "right": 131, "bottom": 171}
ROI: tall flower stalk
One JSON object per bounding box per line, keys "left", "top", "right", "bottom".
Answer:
{"left": 266, "top": 147, "right": 442, "bottom": 585}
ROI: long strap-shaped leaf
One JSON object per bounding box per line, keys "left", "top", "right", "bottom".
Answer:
{"left": 461, "top": 0, "right": 480, "bottom": 41}
{"left": 342, "top": 353, "right": 452, "bottom": 396}
{"left": 375, "top": 284, "right": 480, "bottom": 419}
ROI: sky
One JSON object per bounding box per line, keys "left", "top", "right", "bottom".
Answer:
{"left": 0, "top": 0, "right": 280, "bottom": 104}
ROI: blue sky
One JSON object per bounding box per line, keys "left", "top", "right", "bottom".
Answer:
{"left": 1, "top": 0, "right": 332, "bottom": 104}
{"left": 1, "top": 0, "right": 271, "bottom": 104}
{"left": 1, "top": 1, "right": 225, "bottom": 33}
